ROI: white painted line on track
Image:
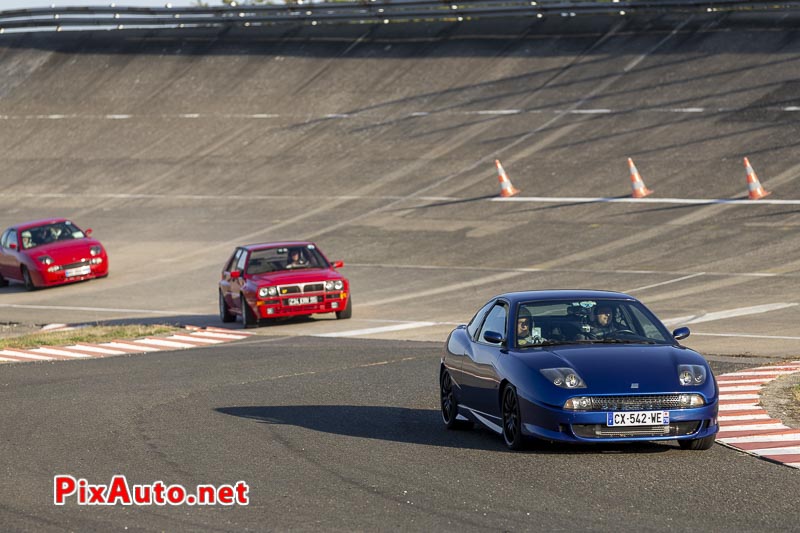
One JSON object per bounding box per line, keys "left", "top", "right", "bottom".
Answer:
{"left": 719, "top": 414, "right": 772, "bottom": 422}
{"left": 32, "top": 347, "right": 91, "bottom": 358}
{"left": 720, "top": 433, "right": 800, "bottom": 444}
{"left": 718, "top": 385, "right": 762, "bottom": 392}
{"left": 134, "top": 338, "right": 197, "bottom": 349}
{"left": 720, "top": 394, "right": 761, "bottom": 401}
{"left": 718, "top": 423, "right": 789, "bottom": 432}
{"left": 314, "top": 321, "right": 438, "bottom": 338}
{"left": 169, "top": 334, "right": 224, "bottom": 344}
{"left": 493, "top": 196, "right": 800, "bottom": 205}
{"left": 0, "top": 303, "right": 190, "bottom": 315}
{"left": 102, "top": 342, "right": 162, "bottom": 352}
{"left": 190, "top": 331, "right": 250, "bottom": 340}
{"left": 67, "top": 345, "right": 127, "bottom": 355}
{"left": 468, "top": 109, "right": 521, "bottom": 115}
{"left": 0, "top": 350, "right": 54, "bottom": 361}
{"left": 624, "top": 272, "right": 706, "bottom": 293}
{"left": 718, "top": 404, "right": 763, "bottom": 411}
{"left": 662, "top": 303, "right": 798, "bottom": 326}
{"left": 692, "top": 333, "right": 800, "bottom": 341}
{"left": 749, "top": 446, "right": 800, "bottom": 455}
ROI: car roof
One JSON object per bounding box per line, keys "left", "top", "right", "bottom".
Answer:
{"left": 242, "top": 241, "right": 316, "bottom": 251}
{"left": 12, "top": 218, "right": 70, "bottom": 231}
{"left": 495, "top": 290, "right": 637, "bottom": 303}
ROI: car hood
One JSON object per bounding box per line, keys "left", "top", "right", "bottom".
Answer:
{"left": 249, "top": 269, "right": 344, "bottom": 285}
{"left": 28, "top": 239, "right": 101, "bottom": 264}
{"left": 518, "top": 343, "right": 708, "bottom": 393}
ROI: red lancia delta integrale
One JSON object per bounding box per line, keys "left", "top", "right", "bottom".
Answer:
{"left": 218, "top": 241, "right": 351, "bottom": 328}
{"left": 0, "top": 218, "right": 109, "bottom": 290}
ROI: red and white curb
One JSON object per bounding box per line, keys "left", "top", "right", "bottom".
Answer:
{"left": 716, "top": 362, "right": 800, "bottom": 470}
{"left": 0, "top": 326, "right": 254, "bottom": 364}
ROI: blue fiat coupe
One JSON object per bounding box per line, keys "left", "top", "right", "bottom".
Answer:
{"left": 440, "top": 290, "right": 719, "bottom": 450}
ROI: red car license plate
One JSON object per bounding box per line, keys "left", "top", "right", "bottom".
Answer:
{"left": 287, "top": 296, "right": 317, "bottom": 305}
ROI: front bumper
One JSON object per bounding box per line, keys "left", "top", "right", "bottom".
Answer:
{"left": 518, "top": 394, "right": 719, "bottom": 444}
{"left": 255, "top": 290, "right": 348, "bottom": 319}
{"left": 36, "top": 260, "right": 108, "bottom": 287}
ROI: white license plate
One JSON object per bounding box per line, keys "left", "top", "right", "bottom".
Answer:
{"left": 606, "top": 411, "right": 669, "bottom": 427}
{"left": 65, "top": 265, "right": 91, "bottom": 278}
{"left": 287, "top": 296, "right": 317, "bottom": 305}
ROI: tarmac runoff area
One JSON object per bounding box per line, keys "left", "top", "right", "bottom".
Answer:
{"left": 2, "top": 327, "right": 798, "bottom": 469}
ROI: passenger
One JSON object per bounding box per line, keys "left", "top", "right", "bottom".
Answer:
{"left": 21, "top": 232, "right": 32, "bottom": 249}
{"left": 286, "top": 248, "right": 309, "bottom": 269}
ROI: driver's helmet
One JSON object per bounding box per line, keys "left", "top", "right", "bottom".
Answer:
{"left": 517, "top": 306, "right": 533, "bottom": 331}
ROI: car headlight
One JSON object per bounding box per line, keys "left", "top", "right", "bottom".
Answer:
{"left": 540, "top": 368, "right": 587, "bottom": 389}
{"left": 90, "top": 245, "right": 103, "bottom": 256}
{"left": 678, "top": 393, "right": 705, "bottom": 407}
{"left": 325, "top": 281, "right": 335, "bottom": 290}
{"left": 564, "top": 396, "right": 593, "bottom": 410}
{"left": 37, "top": 255, "right": 54, "bottom": 265}
{"left": 678, "top": 364, "right": 707, "bottom": 386}
{"left": 334, "top": 280, "right": 343, "bottom": 290}
{"left": 258, "top": 286, "right": 278, "bottom": 298}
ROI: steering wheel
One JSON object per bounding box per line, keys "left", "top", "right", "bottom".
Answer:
{"left": 612, "top": 329, "right": 637, "bottom": 336}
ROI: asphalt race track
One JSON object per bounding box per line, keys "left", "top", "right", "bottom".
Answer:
{"left": 1, "top": 10, "right": 799, "bottom": 531}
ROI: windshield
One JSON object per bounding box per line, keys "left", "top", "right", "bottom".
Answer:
{"left": 514, "top": 299, "right": 673, "bottom": 348}
{"left": 21, "top": 221, "right": 85, "bottom": 250}
{"left": 246, "top": 245, "right": 329, "bottom": 275}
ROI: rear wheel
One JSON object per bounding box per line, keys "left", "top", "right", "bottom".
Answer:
{"left": 0, "top": 273, "right": 7, "bottom": 287}
{"left": 21, "top": 267, "right": 35, "bottom": 291}
{"left": 502, "top": 385, "right": 525, "bottom": 451}
{"left": 678, "top": 434, "right": 716, "bottom": 450}
{"left": 219, "top": 291, "right": 235, "bottom": 323}
{"left": 440, "top": 370, "right": 472, "bottom": 430}
{"left": 336, "top": 298, "right": 352, "bottom": 319}
{"left": 240, "top": 294, "right": 258, "bottom": 329}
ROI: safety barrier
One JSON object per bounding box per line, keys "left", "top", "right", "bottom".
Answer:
{"left": 1, "top": 0, "right": 800, "bottom": 34}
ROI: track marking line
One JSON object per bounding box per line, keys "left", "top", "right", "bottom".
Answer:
{"left": 493, "top": 196, "right": 800, "bottom": 205}
{"left": 314, "top": 321, "right": 438, "bottom": 338}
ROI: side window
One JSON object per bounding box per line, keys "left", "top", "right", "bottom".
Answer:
{"left": 7, "top": 231, "right": 18, "bottom": 250}
{"left": 0, "top": 230, "right": 9, "bottom": 249}
{"left": 467, "top": 301, "right": 494, "bottom": 340}
{"left": 236, "top": 250, "right": 248, "bottom": 272}
{"left": 225, "top": 249, "right": 242, "bottom": 272}
{"left": 478, "top": 303, "right": 508, "bottom": 345}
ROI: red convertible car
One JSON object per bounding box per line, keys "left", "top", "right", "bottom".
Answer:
{"left": 0, "top": 218, "right": 109, "bottom": 290}
{"left": 219, "top": 241, "right": 351, "bottom": 327}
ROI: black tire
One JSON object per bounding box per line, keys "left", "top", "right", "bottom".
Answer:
{"left": 219, "top": 291, "right": 235, "bottom": 323}
{"left": 21, "top": 267, "right": 36, "bottom": 291}
{"left": 240, "top": 293, "right": 258, "bottom": 329}
{"left": 502, "top": 385, "right": 525, "bottom": 451}
{"left": 0, "top": 273, "right": 8, "bottom": 287}
{"left": 678, "top": 434, "right": 716, "bottom": 450}
{"left": 440, "top": 370, "right": 472, "bottom": 430}
{"left": 336, "top": 297, "right": 352, "bottom": 319}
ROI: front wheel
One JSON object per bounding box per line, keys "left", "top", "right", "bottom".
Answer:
{"left": 241, "top": 293, "right": 258, "bottom": 329}
{"left": 678, "top": 434, "right": 716, "bottom": 450}
{"left": 502, "top": 385, "right": 525, "bottom": 451}
{"left": 219, "top": 291, "right": 235, "bottom": 323}
{"left": 336, "top": 298, "right": 352, "bottom": 319}
{"left": 21, "top": 267, "right": 36, "bottom": 291}
{"left": 0, "top": 273, "right": 8, "bottom": 287}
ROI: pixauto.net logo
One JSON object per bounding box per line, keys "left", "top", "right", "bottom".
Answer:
{"left": 54, "top": 475, "right": 249, "bottom": 506}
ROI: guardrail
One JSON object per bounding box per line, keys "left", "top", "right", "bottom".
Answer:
{"left": 1, "top": 0, "right": 799, "bottom": 33}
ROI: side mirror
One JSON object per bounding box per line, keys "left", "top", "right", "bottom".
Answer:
{"left": 331, "top": 260, "right": 344, "bottom": 269}
{"left": 230, "top": 271, "right": 241, "bottom": 279}
{"left": 672, "top": 326, "right": 690, "bottom": 341}
{"left": 483, "top": 330, "right": 505, "bottom": 345}
{"left": 85, "top": 228, "right": 93, "bottom": 236}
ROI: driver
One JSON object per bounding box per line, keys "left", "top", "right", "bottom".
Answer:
{"left": 517, "top": 307, "right": 541, "bottom": 347}
{"left": 286, "top": 248, "right": 309, "bottom": 269}
{"left": 585, "top": 305, "right": 615, "bottom": 339}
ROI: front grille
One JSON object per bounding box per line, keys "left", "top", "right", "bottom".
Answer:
{"left": 587, "top": 395, "right": 689, "bottom": 411}
{"left": 573, "top": 421, "right": 701, "bottom": 439}
{"left": 62, "top": 260, "right": 89, "bottom": 270}
{"left": 278, "top": 283, "right": 325, "bottom": 295}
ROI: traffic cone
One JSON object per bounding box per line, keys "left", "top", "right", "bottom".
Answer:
{"left": 627, "top": 157, "right": 653, "bottom": 198}
{"left": 743, "top": 157, "right": 770, "bottom": 200}
{"left": 495, "top": 159, "right": 520, "bottom": 197}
